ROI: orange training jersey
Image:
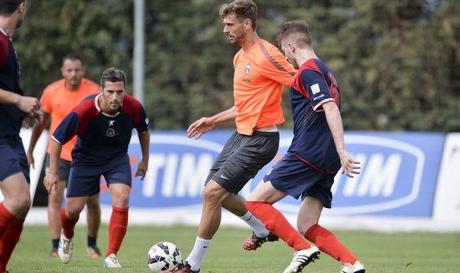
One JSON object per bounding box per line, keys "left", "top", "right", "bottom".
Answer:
{"left": 233, "top": 38, "right": 295, "bottom": 135}
{"left": 40, "top": 78, "right": 99, "bottom": 161}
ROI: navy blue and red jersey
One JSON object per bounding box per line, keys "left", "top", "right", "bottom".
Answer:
{"left": 288, "top": 58, "right": 342, "bottom": 174}
{"left": 0, "top": 29, "right": 24, "bottom": 137}
{"left": 52, "top": 93, "right": 149, "bottom": 165}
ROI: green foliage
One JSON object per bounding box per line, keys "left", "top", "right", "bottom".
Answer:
{"left": 13, "top": 0, "right": 460, "bottom": 131}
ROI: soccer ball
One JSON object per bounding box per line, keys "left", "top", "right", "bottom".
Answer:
{"left": 147, "top": 241, "right": 182, "bottom": 272}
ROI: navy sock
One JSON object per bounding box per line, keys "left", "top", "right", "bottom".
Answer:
{"left": 87, "top": 235, "right": 97, "bottom": 247}
{"left": 52, "top": 238, "right": 59, "bottom": 250}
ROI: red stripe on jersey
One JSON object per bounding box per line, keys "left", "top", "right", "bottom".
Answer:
{"left": 121, "top": 95, "right": 142, "bottom": 129}
{"left": 259, "top": 42, "right": 296, "bottom": 76}
{"left": 0, "top": 33, "right": 9, "bottom": 68}
{"left": 72, "top": 96, "right": 100, "bottom": 136}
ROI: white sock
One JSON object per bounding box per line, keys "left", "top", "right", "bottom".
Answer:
{"left": 240, "top": 211, "right": 269, "bottom": 238}
{"left": 186, "top": 237, "right": 211, "bottom": 271}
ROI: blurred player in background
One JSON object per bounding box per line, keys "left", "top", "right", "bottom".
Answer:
{"left": 0, "top": 1, "right": 38, "bottom": 272}
{"left": 43, "top": 67, "right": 150, "bottom": 268}
{"left": 176, "top": 1, "right": 296, "bottom": 272}
{"left": 27, "top": 53, "right": 102, "bottom": 258}
{"left": 245, "top": 21, "right": 365, "bottom": 273}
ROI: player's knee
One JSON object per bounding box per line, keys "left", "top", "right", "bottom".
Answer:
{"left": 6, "top": 193, "right": 31, "bottom": 217}
{"left": 202, "top": 185, "right": 226, "bottom": 205}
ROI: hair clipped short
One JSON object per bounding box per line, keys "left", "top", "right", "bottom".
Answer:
{"left": 0, "top": 0, "right": 24, "bottom": 15}
{"left": 220, "top": 0, "right": 257, "bottom": 30}
{"left": 100, "top": 67, "right": 127, "bottom": 89}
{"left": 277, "top": 20, "right": 312, "bottom": 47}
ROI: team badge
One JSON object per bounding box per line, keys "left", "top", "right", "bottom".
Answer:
{"left": 244, "top": 63, "right": 251, "bottom": 74}
{"left": 106, "top": 128, "right": 117, "bottom": 138}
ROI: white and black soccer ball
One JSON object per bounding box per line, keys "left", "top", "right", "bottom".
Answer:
{"left": 147, "top": 241, "right": 182, "bottom": 273}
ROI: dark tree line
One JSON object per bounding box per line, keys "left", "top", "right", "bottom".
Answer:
{"left": 14, "top": 0, "right": 460, "bottom": 131}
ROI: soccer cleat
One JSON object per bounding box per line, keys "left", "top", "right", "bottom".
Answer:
{"left": 104, "top": 253, "right": 122, "bottom": 268}
{"left": 341, "top": 261, "right": 365, "bottom": 273}
{"left": 242, "top": 232, "right": 279, "bottom": 251}
{"left": 49, "top": 248, "right": 58, "bottom": 258}
{"left": 283, "top": 246, "right": 320, "bottom": 273}
{"left": 172, "top": 261, "right": 200, "bottom": 273}
{"left": 86, "top": 245, "right": 102, "bottom": 259}
{"left": 58, "top": 233, "right": 74, "bottom": 264}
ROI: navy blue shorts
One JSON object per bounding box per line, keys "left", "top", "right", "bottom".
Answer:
{"left": 66, "top": 154, "right": 132, "bottom": 197}
{"left": 0, "top": 136, "right": 30, "bottom": 183}
{"left": 264, "top": 152, "right": 336, "bottom": 208}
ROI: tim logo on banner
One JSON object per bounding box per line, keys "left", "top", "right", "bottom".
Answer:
{"left": 99, "top": 131, "right": 444, "bottom": 218}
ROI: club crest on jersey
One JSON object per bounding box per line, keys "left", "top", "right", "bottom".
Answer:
{"left": 242, "top": 63, "right": 251, "bottom": 83}
{"left": 244, "top": 63, "right": 251, "bottom": 74}
{"left": 106, "top": 128, "right": 118, "bottom": 138}
{"left": 109, "top": 120, "right": 116, "bottom": 126}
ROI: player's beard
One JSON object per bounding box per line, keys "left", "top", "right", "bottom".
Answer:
{"left": 16, "top": 15, "right": 24, "bottom": 29}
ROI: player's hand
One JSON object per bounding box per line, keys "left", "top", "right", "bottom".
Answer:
{"left": 339, "top": 151, "right": 360, "bottom": 178}
{"left": 187, "top": 117, "right": 216, "bottom": 140}
{"left": 43, "top": 173, "right": 58, "bottom": 194}
{"left": 135, "top": 159, "right": 148, "bottom": 180}
{"left": 26, "top": 151, "right": 35, "bottom": 169}
{"left": 16, "top": 95, "right": 40, "bottom": 115}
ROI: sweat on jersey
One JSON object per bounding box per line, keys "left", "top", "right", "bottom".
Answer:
{"left": 288, "top": 58, "right": 342, "bottom": 174}
{"left": 0, "top": 29, "right": 24, "bottom": 137}
{"left": 233, "top": 38, "right": 295, "bottom": 136}
{"left": 52, "top": 93, "right": 149, "bottom": 165}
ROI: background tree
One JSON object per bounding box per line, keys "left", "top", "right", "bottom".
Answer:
{"left": 14, "top": 0, "right": 460, "bottom": 131}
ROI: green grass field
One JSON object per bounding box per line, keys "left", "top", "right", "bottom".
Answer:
{"left": 8, "top": 225, "right": 460, "bottom": 273}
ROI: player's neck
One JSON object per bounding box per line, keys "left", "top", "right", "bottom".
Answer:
{"left": 240, "top": 31, "right": 259, "bottom": 50}
{"left": 0, "top": 18, "right": 17, "bottom": 38}
{"left": 296, "top": 48, "right": 317, "bottom": 66}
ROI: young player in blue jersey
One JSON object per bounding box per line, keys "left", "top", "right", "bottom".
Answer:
{"left": 0, "top": 1, "right": 39, "bottom": 273}
{"left": 245, "top": 21, "right": 365, "bottom": 273}
{"left": 43, "top": 67, "right": 150, "bottom": 269}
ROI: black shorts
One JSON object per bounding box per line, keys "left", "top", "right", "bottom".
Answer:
{"left": 207, "top": 130, "right": 279, "bottom": 194}
{"left": 45, "top": 154, "right": 71, "bottom": 182}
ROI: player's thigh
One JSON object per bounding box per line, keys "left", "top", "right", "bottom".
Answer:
{"left": 247, "top": 180, "right": 286, "bottom": 204}
{"left": 48, "top": 180, "right": 66, "bottom": 204}
{"left": 0, "top": 172, "right": 30, "bottom": 206}
{"left": 212, "top": 131, "right": 279, "bottom": 194}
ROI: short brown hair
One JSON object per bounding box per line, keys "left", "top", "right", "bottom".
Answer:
{"left": 100, "top": 67, "right": 127, "bottom": 89}
{"left": 277, "top": 20, "right": 312, "bottom": 47}
{"left": 0, "top": 0, "right": 24, "bottom": 15}
{"left": 220, "top": 0, "right": 257, "bottom": 30}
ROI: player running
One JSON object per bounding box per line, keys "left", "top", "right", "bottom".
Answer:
{"left": 245, "top": 21, "right": 365, "bottom": 273}
{"left": 43, "top": 67, "right": 150, "bottom": 268}
{"left": 175, "top": 1, "right": 296, "bottom": 272}
{"left": 27, "top": 53, "right": 102, "bottom": 258}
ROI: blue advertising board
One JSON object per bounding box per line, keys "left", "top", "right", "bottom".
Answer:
{"left": 99, "top": 130, "right": 444, "bottom": 218}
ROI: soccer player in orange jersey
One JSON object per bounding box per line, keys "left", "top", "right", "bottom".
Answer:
{"left": 246, "top": 21, "right": 364, "bottom": 273}
{"left": 0, "top": 1, "right": 39, "bottom": 273}
{"left": 176, "top": 1, "right": 295, "bottom": 272}
{"left": 27, "top": 53, "right": 102, "bottom": 258}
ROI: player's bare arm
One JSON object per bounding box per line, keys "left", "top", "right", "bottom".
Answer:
{"left": 0, "top": 88, "right": 39, "bottom": 114}
{"left": 322, "top": 101, "right": 360, "bottom": 178}
{"left": 43, "top": 139, "right": 63, "bottom": 193}
{"left": 27, "top": 112, "right": 50, "bottom": 168}
{"left": 136, "top": 131, "right": 150, "bottom": 179}
{"left": 187, "top": 106, "right": 237, "bottom": 140}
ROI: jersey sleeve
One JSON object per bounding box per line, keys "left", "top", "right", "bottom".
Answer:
{"left": 136, "top": 104, "right": 150, "bottom": 134}
{"left": 300, "top": 69, "right": 335, "bottom": 111}
{"left": 52, "top": 112, "right": 80, "bottom": 145}
{"left": 40, "top": 87, "right": 53, "bottom": 113}
{"left": 259, "top": 47, "right": 295, "bottom": 86}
